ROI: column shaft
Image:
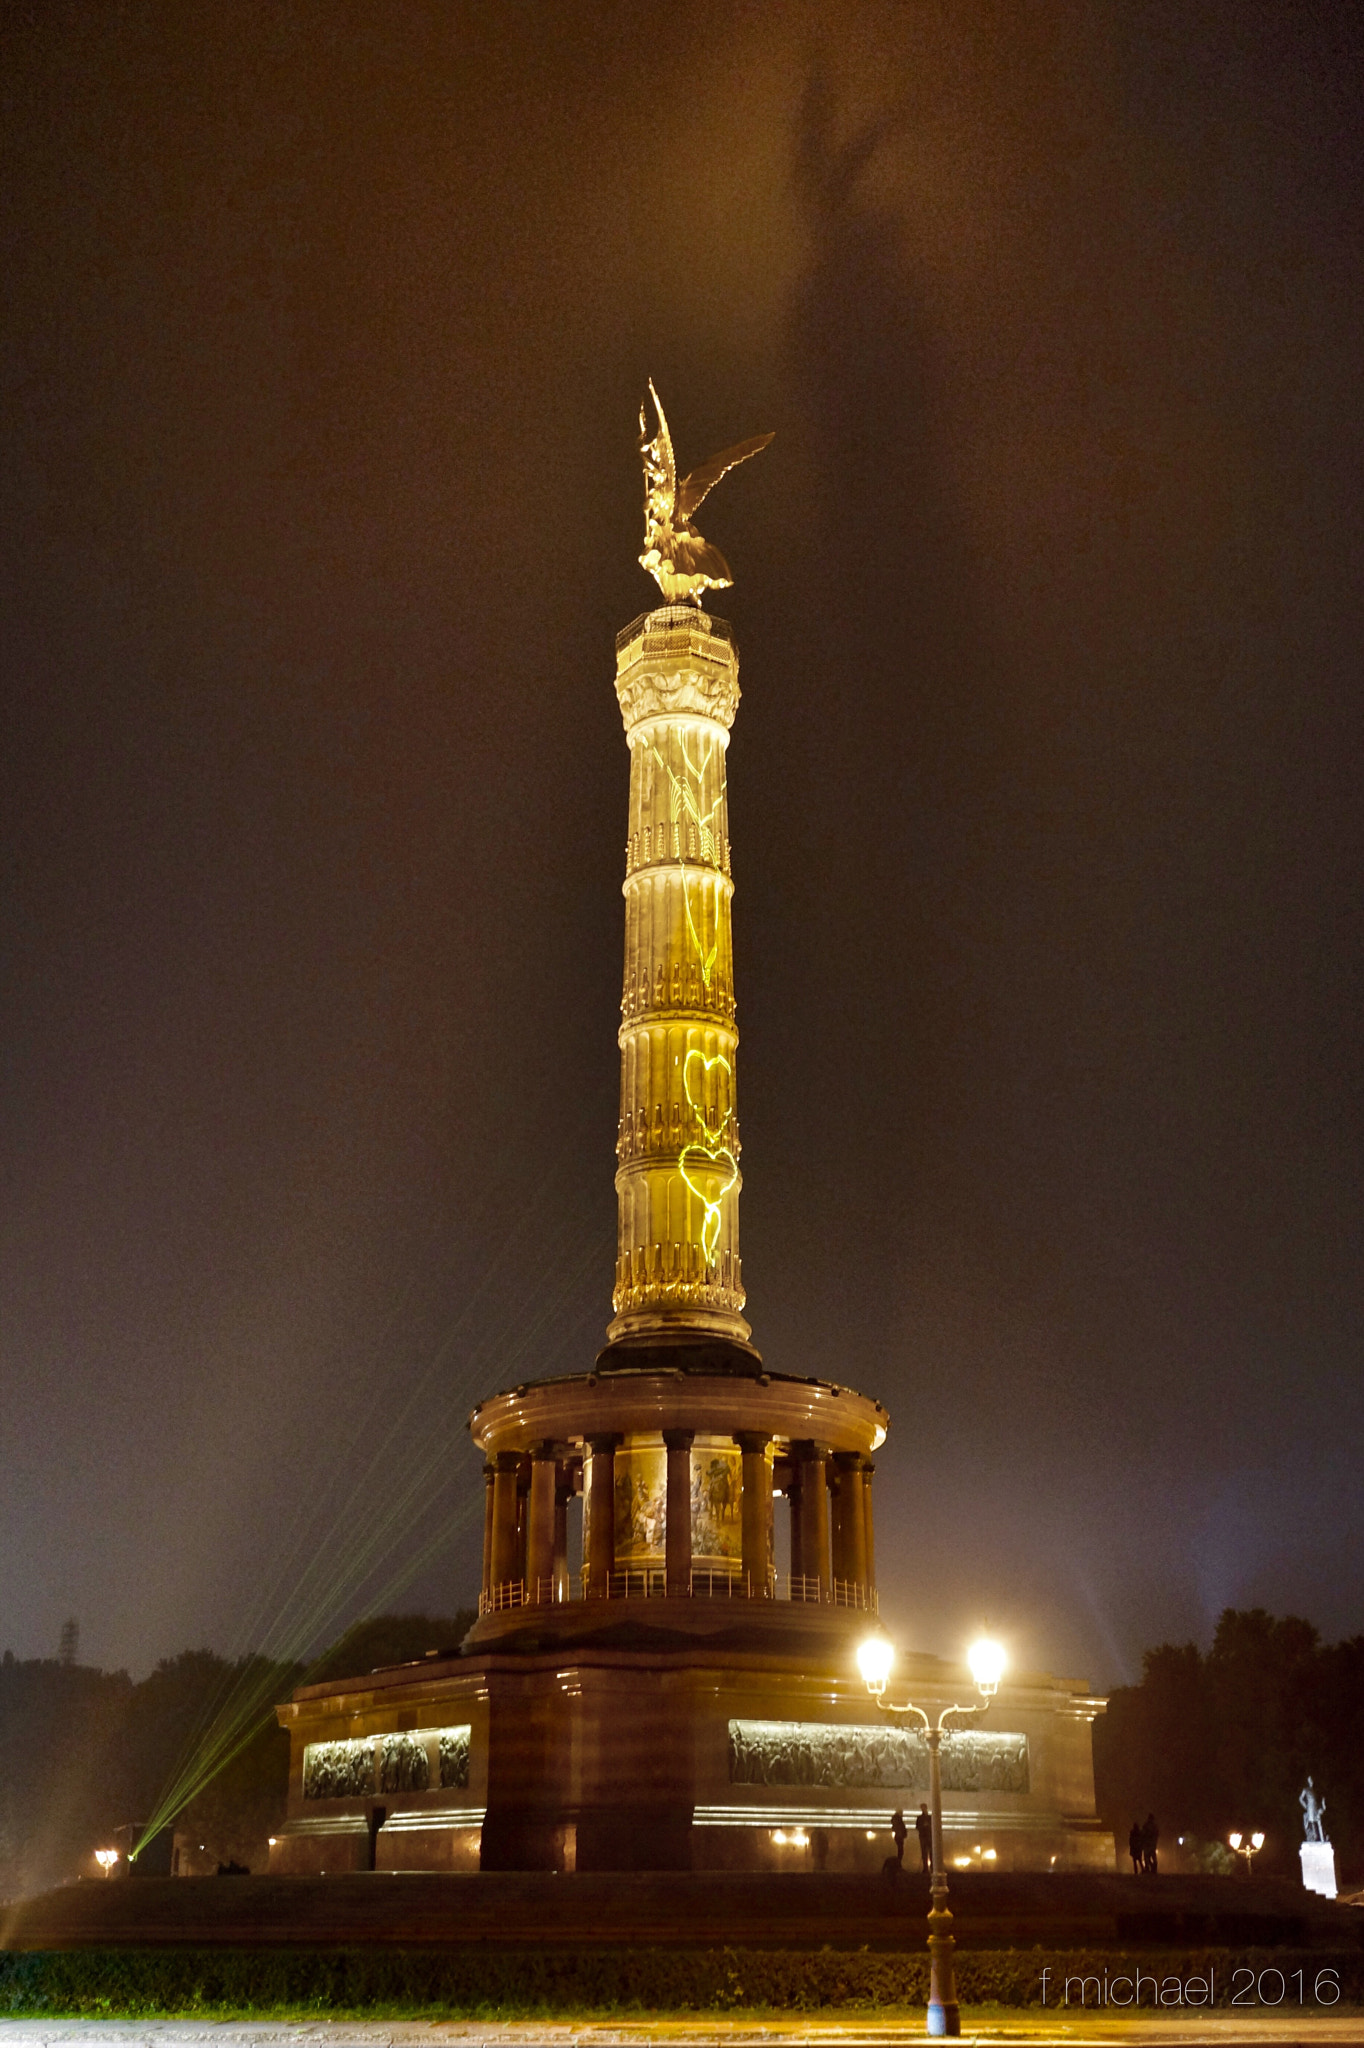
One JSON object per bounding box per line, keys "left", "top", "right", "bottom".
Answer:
{"left": 787, "top": 1469, "right": 804, "bottom": 1584}
{"left": 489, "top": 1453, "right": 522, "bottom": 1590}
{"left": 607, "top": 615, "right": 751, "bottom": 1348}
{"left": 813, "top": 1454, "right": 832, "bottom": 1595}
{"left": 525, "top": 1444, "right": 557, "bottom": 1597}
{"left": 480, "top": 1463, "right": 496, "bottom": 1599}
{"left": 792, "top": 1442, "right": 830, "bottom": 1596}
{"left": 832, "top": 1452, "right": 867, "bottom": 1593}
{"left": 861, "top": 1458, "right": 876, "bottom": 1597}
{"left": 585, "top": 1434, "right": 620, "bottom": 1596}
{"left": 664, "top": 1429, "right": 694, "bottom": 1595}
{"left": 553, "top": 1464, "right": 574, "bottom": 1600}
{"left": 737, "top": 1432, "right": 772, "bottom": 1597}
{"left": 514, "top": 1459, "right": 530, "bottom": 1583}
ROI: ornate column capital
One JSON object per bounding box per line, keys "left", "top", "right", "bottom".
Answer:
{"left": 615, "top": 607, "right": 740, "bottom": 734}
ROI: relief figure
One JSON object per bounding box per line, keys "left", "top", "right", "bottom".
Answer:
{"left": 303, "top": 1738, "right": 375, "bottom": 1801}
{"left": 728, "top": 1720, "right": 1029, "bottom": 1796}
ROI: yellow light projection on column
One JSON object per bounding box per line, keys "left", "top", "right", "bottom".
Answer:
{"left": 610, "top": 602, "right": 751, "bottom": 1345}
{"left": 681, "top": 1048, "right": 738, "bottom": 1265}
{"left": 654, "top": 729, "right": 736, "bottom": 1272}
{"left": 651, "top": 735, "right": 726, "bottom": 990}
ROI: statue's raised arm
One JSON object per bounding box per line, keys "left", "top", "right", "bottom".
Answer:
{"left": 638, "top": 380, "right": 772, "bottom": 605}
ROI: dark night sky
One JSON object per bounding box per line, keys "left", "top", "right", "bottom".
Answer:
{"left": 2, "top": 0, "right": 1361, "bottom": 1691}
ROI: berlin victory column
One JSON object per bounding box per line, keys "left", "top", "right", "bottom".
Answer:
{"left": 270, "top": 392, "right": 1110, "bottom": 1875}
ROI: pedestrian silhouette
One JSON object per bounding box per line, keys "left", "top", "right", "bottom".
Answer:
{"left": 1128, "top": 1819, "right": 1142, "bottom": 1874}
{"left": 915, "top": 1803, "right": 933, "bottom": 1874}
{"left": 1141, "top": 1812, "right": 1159, "bottom": 1875}
{"left": 891, "top": 1808, "right": 907, "bottom": 1866}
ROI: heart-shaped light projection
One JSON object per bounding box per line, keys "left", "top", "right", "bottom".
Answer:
{"left": 681, "top": 1048, "right": 736, "bottom": 1264}
{"left": 679, "top": 1141, "right": 739, "bottom": 1265}
{"left": 683, "top": 1048, "right": 732, "bottom": 1146}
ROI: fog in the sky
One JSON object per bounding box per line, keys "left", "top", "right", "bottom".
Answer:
{"left": 1, "top": 0, "right": 1360, "bottom": 1688}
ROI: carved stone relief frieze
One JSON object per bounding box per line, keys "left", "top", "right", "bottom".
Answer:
{"left": 302, "top": 1738, "right": 375, "bottom": 1800}
{"left": 727, "top": 1719, "right": 1030, "bottom": 1795}
{"left": 302, "top": 1723, "right": 473, "bottom": 1800}
{"left": 438, "top": 1726, "right": 471, "bottom": 1789}
{"left": 379, "top": 1733, "right": 429, "bottom": 1795}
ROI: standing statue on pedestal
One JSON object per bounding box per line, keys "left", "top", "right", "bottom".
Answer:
{"left": 1298, "top": 1775, "right": 1338, "bottom": 1899}
{"left": 638, "top": 380, "right": 773, "bottom": 605}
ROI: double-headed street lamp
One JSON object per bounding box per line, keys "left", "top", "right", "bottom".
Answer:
{"left": 858, "top": 1632, "right": 1008, "bottom": 2039}
{"left": 1229, "top": 1829, "right": 1265, "bottom": 1873}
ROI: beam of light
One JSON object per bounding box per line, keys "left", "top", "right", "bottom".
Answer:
{"left": 132, "top": 1116, "right": 614, "bottom": 1858}
{"left": 131, "top": 1489, "right": 489, "bottom": 1852}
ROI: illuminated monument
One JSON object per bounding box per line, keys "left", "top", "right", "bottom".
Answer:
{"left": 269, "top": 388, "right": 1111, "bottom": 1875}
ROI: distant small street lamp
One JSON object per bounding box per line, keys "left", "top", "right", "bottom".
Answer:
{"left": 858, "top": 1633, "right": 1007, "bottom": 2038}
{"left": 1229, "top": 1829, "right": 1265, "bottom": 1873}
{"left": 94, "top": 1849, "right": 119, "bottom": 1877}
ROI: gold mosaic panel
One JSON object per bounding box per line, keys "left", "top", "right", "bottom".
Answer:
{"left": 613, "top": 1439, "right": 667, "bottom": 1565}
{"left": 691, "top": 1434, "right": 742, "bottom": 1569}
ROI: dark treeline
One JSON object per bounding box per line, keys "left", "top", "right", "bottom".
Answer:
{"left": 1094, "top": 1609, "right": 1364, "bottom": 1882}
{"left": 0, "top": 1614, "right": 472, "bottom": 1900}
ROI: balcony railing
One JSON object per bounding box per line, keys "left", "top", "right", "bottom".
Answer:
{"left": 478, "top": 1571, "right": 877, "bottom": 1618}
{"left": 615, "top": 607, "right": 734, "bottom": 655}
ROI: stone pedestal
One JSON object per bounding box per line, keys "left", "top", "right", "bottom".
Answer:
{"left": 271, "top": 1638, "right": 1113, "bottom": 1876}
{"left": 1300, "top": 1839, "right": 1337, "bottom": 1898}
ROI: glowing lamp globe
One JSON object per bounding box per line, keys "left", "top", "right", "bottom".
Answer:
{"left": 857, "top": 1634, "right": 894, "bottom": 1696}
{"left": 1229, "top": 1832, "right": 1242, "bottom": 1850}
{"left": 968, "top": 1637, "right": 1007, "bottom": 1697}
{"left": 1251, "top": 1831, "right": 1265, "bottom": 1850}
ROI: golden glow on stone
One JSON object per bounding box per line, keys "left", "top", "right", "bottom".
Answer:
{"left": 649, "top": 733, "right": 728, "bottom": 988}
{"left": 609, "top": 614, "right": 750, "bottom": 1343}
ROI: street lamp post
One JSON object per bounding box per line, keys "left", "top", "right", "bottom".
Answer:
{"left": 858, "top": 1633, "right": 1007, "bottom": 2039}
{"left": 1228, "top": 1829, "right": 1265, "bottom": 1874}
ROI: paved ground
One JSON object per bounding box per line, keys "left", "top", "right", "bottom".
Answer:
{"left": 3, "top": 2019, "right": 1364, "bottom": 2046}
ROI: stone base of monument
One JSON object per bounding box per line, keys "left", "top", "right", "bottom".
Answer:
{"left": 262, "top": 1635, "right": 1111, "bottom": 1877}
{"left": 1301, "top": 1839, "right": 1338, "bottom": 1898}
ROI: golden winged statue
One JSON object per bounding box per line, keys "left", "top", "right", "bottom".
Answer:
{"left": 639, "top": 380, "right": 773, "bottom": 604}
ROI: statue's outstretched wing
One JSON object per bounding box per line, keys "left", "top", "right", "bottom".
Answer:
{"left": 677, "top": 431, "right": 774, "bottom": 523}
{"left": 642, "top": 378, "right": 678, "bottom": 519}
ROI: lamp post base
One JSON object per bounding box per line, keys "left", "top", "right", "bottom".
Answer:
{"left": 927, "top": 1904, "right": 960, "bottom": 2035}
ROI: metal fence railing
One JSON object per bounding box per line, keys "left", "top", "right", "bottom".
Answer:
{"left": 478, "top": 1570, "right": 878, "bottom": 1618}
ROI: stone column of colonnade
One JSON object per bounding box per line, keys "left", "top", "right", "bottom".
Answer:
{"left": 479, "top": 1435, "right": 877, "bottom": 1604}
{"left": 788, "top": 1441, "right": 832, "bottom": 1596}
{"left": 607, "top": 609, "right": 752, "bottom": 1346}
{"left": 524, "top": 1444, "right": 556, "bottom": 1597}
{"left": 794, "top": 1451, "right": 876, "bottom": 1605}
{"left": 664, "top": 1430, "right": 694, "bottom": 1595}
{"left": 480, "top": 1448, "right": 577, "bottom": 1606}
